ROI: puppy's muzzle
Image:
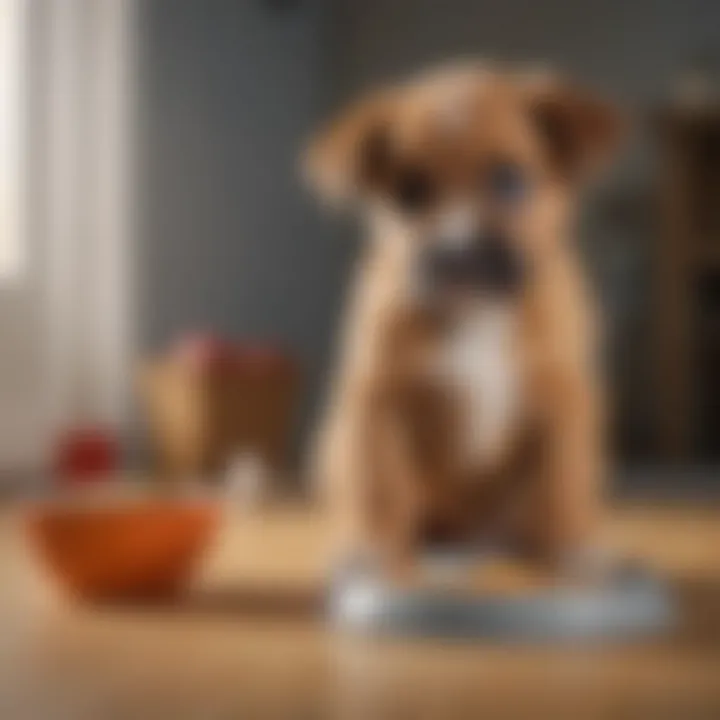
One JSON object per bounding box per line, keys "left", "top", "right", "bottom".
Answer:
{"left": 421, "top": 233, "right": 526, "bottom": 297}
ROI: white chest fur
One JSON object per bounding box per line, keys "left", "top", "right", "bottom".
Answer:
{"left": 439, "top": 306, "right": 521, "bottom": 468}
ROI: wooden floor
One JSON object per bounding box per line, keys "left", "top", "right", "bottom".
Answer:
{"left": 1, "top": 501, "right": 719, "bottom": 719}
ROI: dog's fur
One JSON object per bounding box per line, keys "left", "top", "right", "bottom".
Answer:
{"left": 305, "top": 63, "right": 620, "bottom": 574}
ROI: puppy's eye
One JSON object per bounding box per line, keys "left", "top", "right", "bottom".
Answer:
{"left": 393, "top": 166, "right": 435, "bottom": 213}
{"left": 486, "top": 161, "right": 529, "bottom": 204}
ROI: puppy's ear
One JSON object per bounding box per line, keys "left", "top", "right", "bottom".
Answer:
{"left": 302, "top": 91, "right": 395, "bottom": 205}
{"left": 526, "top": 79, "right": 622, "bottom": 183}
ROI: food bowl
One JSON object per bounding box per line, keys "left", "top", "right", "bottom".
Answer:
{"left": 27, "top": 498, "right": 220, "bottom": 603}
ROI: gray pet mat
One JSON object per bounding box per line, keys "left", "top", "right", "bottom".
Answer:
{"left": 329, "top": 554, "right": 675, "bottom": 640}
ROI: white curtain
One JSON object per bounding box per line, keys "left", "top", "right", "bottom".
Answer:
{"left": 41, "top": 0, "right": 136, "bottom": 441}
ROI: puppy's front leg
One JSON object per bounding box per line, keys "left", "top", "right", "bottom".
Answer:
{"left": 371, "top": 400, "right": 426, "bottom": 578}
{"left": 535, "top": 374, "right": 605, "bottom": 572}
{"left": 327, "top": 390, "right": 424, "bottom": 581}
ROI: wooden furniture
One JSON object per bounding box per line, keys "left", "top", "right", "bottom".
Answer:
{"left": 4, "top": 501, "right": 719, "bottom": 718}
{"left": 140, "top": 357, "right": 299, "bottom": 481}
{"left": 654, "top": 106, "right": 720, "bottom": 461}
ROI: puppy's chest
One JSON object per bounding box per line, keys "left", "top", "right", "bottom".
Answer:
{"left": 433, "top": 308, "right": 523, "bottom": 467}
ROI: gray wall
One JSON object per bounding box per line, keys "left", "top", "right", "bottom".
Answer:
{"left": 137, "top": 0, "right": 350, "bottom": 460}
{"left": 136, "top": 0, "right": 720, "bottom": 463}
{"left": 332, "top": 0, "right": 720, "bottom": 104}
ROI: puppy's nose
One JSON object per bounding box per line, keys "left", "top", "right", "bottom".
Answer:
{"left": 423, "top": 233, "right": 526, "bottom": 296}
{"left": 474, "top": 234, "right": 526, "bottom": 295}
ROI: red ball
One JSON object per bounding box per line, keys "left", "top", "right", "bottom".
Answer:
{"left": 54, "top": 427, "right": 119, "bottom": 484}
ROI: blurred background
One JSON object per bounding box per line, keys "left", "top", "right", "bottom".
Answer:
{"left": 2, "top": 0, "right": 720, "bottom": 490}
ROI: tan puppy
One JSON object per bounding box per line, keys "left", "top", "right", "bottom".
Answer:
{"left": 305, "top": 63, "right": 620, "bottom": 576}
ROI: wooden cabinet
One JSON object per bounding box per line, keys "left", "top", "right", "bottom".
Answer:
{"left": 654, "top": 108, "right": 720, "bottom": 460}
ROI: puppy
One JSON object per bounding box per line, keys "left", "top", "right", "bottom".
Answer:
{"left": 305, "top": 63, "right": 620, "bottom": 577}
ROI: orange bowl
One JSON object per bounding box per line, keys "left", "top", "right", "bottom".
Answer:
{"left": 27, "top": 499, "right": 220, "bottom": 603}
